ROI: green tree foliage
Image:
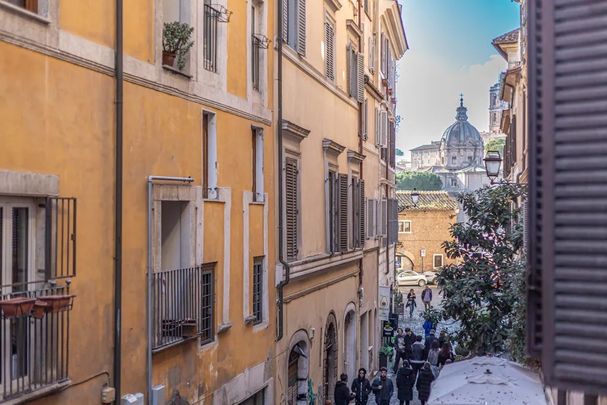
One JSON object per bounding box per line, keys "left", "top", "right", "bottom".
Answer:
{"left": 436, "top": 184, "right": 528, "bottom": 359}
{"left": 396, "top": 171, "right": 443, "bottom": 191}
{"left": 485, "top": 137, "right": 506, "bottom": 155}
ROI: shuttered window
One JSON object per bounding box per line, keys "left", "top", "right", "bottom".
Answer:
{"left": 283, "top": 0, "right": 305, "bottom": 55}
{"left": 359, "top": 180, "right": 365, "bottom": 244}
{"left": 324, "top": 20, "right": 335, "bottom": 81}
{"left": 347, "top": 44, "right": 357, "bottom": 98}
{"left": 366, "top": 199, "right": 376, "bottom": 239}
{"left": 361, "top": 99, "right": 368, "bottom": 140}
{"left": 285, "top": 158, "right": 299, "bottom": 261}
{"left": 357, "top": 53, "right": 364, "bottom": 103}
{"left": 328, "top": 171, "right": 339, "bottom": 253}
{"left": 351, "top": 178, "right": 365, "bottom": 249}
{"left": 529, "top": 0, "right": 607, "bottom": 393}
{"left": 389, "top": 120, "right": 396, "bottom": 168}
{"left": 338, "top": 174, "right": 349, "bottom": 252}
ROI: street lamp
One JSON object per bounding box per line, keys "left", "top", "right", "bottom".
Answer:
{"left": 483, "top": 151, "right": 502, "bottom": 184}
{"left": 411, "top": 188, "right": 420, "bottom": 206}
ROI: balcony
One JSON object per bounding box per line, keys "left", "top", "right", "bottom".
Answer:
{"left": 0, "top": 283, "right": 73, "bottom": 402}
{"left": 152, "top": 264, "right": 214, "bottom": 352}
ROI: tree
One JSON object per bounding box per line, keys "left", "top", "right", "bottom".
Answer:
{"left": 436, "top": 184, "right": 527, "bottom": 359}
{"left": 396, "top": 171, "right": 442, "bottom": 191}
{"left": 485, "top": 137, "right": 505, "bottom": 155}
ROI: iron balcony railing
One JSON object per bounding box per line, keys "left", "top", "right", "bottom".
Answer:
{"left": 0, "top": 283, "right": 72, "bottom": 402}
{"left": 203, "top": 4, "right": 219, "bottom": 72}
{"left": 152, "top": 265, "right": 214, "bottom": 352}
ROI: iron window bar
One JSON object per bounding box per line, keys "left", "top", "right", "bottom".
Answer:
{"left": 252, "top": 33, "right": 271, "bottom": 49}
{"left": 203, "top": 4, "right": 220, "bottom": 72}
{"left": 209, "top": 4, "right": 232, "bottom": 23}
{"left": 251, "top": 35, "right": 262, "bottom": 91}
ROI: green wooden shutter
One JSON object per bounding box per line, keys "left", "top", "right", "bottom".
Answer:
{"left": 285, "top": 158, "right": 299, "bottom": 261}
{"left": 360, "top": 180, "right": 365, "bottom": 245}
{"left": 338, "top": 174, "right": 349, "bottom": 252}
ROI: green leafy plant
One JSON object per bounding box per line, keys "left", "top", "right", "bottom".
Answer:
{"left": 436, "top": 184, "right": 529, "bottom": 361}
{"left": 380, "top": 344, "right": 394, "bottom": 358}
{"left": 422, "top": 307, "right": 442, "bottom": 326}
{"left": 396, "top": 171, "right": 443, "bottom": 191}
{"left": 485, "top": 137, "right": 506, "bottom": 155}
{"left": 162, "top": 21, "right": 195, "bottom": 70}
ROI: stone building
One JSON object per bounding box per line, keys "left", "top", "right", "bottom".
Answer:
{"left": 395, "top": 191, "right": 459, "bottom": 273}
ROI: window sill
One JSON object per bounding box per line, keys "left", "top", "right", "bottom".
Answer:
{"left": 0, "top": 1, "right": 51, "bottom": 24}
{"left": 217, "top": 322, "right": 232, "bottom": 334}
{"left": 152, "top": 335, "right": 199, "bottom": 354}
{"left": 2, "top": 379, "right": 71, "bottom": 405}
{"left": 162, "top": 64, "right": 193, "bottom": 79}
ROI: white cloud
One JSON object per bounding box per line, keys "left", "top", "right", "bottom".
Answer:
{"left": 395, "top": 53, "right": 507, "bottom": 159}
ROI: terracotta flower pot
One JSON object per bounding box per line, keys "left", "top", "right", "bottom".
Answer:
{"left": 162, "top": 51, "right": 176, "bottom": 67}
{"left": 0, "top": 297, "right": 36, "bottom": 318}
{"left": 39, "top": 294, "right": 75, "bottom": 313}
{"left": 32, "top": 300, "right": 50, "bottom": 319}
{"left": 181, "top": 319, "right": 197, "bottom": 338}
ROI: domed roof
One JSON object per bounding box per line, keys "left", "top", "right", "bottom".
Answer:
{"left": 441, "top": 96, "right": 483, "bottom": 147}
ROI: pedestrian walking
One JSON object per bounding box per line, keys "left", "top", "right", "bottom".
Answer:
{"left": 396, "top": 360, "right": 416, "bottom": 405}
{"left": 422, "top": 318, "right": 433, "bottom": 337}
{"left": 421, "top": 286, "right": 432, "bottom": 310}
{"left": 438, "top": 330, "right": 448, "bottom": 348}
{"left": 393, "top": 328, "right": 406, "bottom": 373}
{"left": 416, "top": 362, "right": 435, "bottom": 405}
{"left": 403, "top": 327, "right": 416, "bottom": 360}
{"left": 438, "top": 342, "right": 454, "bottom": 367}
{"left": 405, "top": 289, "right": 417, "bottom": 318}
{"left": 427, "top": 340, "right": 440, "bottom": 367}
{"left": 424, "top": 329, "right": 437, "bottom": 359}
{"left": 371, "top": 367, "right": 393, "bottom": 405}
{"left": 410, "top": 336, "right": 425, "bottom": 376}
{"left": 334, "top": 373, "right": 354, "bottom": 405}
{"left": 351, "top": 368, "right": 371, "bottom": 405}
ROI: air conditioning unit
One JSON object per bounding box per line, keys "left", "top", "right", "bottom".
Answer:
{"left": 122, "top": 393, "right": 144, "bottom": 405}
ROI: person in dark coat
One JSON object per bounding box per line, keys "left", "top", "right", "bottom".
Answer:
{"left": 334, "top": 373, "right": 354, "bottom": 405}
{"left": 416, "top": 362, "right": 435, "bottom": 405}
{"left": 403, "top": 327, "right": 416, "bottom": 360}
{"left": 371, "top": 367, "right": 393, "bottom": 405}
{"left": 438, "top": 342, "right": 454, "bottom": 367}
{"left": 410, "top": 335, "right": 425, "bottom": 376}
{"left": 438, "top": 330, "right": 449, "bottom": 348}
{"left": 351, "top": 368, "right": 371, "bottom": 405}
{"left": 422, "top": 319, "right": 433, "bottom": 337}
{"left": 424, "top": 329, "right": 438, "bottom": 359}
{"left": 396, "top": 360, "right": 416, "bottom": 405}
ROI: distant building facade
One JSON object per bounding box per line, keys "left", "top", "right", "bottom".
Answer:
{"left": 409, "top": 98, "right": 491, "bottom": 194}
{"left": 395, "top": 191, "right": 459, "bottom": 273}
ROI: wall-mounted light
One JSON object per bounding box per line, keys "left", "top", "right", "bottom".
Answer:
{"left": 483, "top": 150, "right": 502, "bottom": 183}
{"left": 411, "top": 188, "right": 420, "bottom": 206}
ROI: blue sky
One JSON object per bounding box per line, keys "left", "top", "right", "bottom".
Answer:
{"left": 395, "top": 0, "right": 520, "bottom": 158}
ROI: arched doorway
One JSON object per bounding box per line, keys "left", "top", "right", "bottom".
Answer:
{"left": 287, "top": 340, "right": 309, "bottom": 405}
{"left": 344, "top": 308, "right": 357, "bottom": 382}
{"left": 323, "top": 314, "right": 338, "bottom": 402}
{"left": 399, "top": 255, "right": 414, "bottom": 271}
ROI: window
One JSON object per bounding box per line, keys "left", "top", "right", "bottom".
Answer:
{"left": 4, "top": 0, "right": 42, "bottom": 14}
{"left": 398, "top": 220, "right": 411, "bottom": 233}
{"left": 351, "top": 177, "right": 365, "bottom": 249}
{"left": 451, "top": 155, "right": 457, "bottom": 164}
{"left": 366, "top": 198, "right": 377, "bottom": 239}
{"left": 251, "top": 5, "right": 261, "bottom": 90}
{"left": 380, "top": 199, "right": 387, "bottom": 236}
{"left": 361, "top": 99, "right": 368, "bottom": 140}
{"left": 203, "top": 111, "right": 218, "bottom": 199}
{"left": 200, "top": 264, "right": 215, "bottom": 345}
{"left": 161, "top": 201, "right": 190, "bottom": 271}
{"left": 450, "top": 178, "right": 457, "bottom": 187}
{"left": 347, "top": 44, "right": 364, "bottom": 102}
{"left": 328, "top": 172, "right": 349, "bottom": 253}
{"left": 239, "top": 388, "right": 265, "bottom": 405}
{"left": 324, "top": 19, "right": 335, "bottom": 81}
{"left": 252, "top": 257, "right": 263, "bottom": 324}
{"left": 252, "top": 127, "right": 264, "bottom": 201}
{"left": 368, "top": 34, "right": 375, "bottom": 73}
{"left": 433, "top": 254, "right": 443, "bottom": 269}
{"left": 285, "top": 157, "right": 299, "bottom": 261}
{"left": 163, "top": 0, "right": 192, "bottom": 71}
{"left": 284, "top": 0, "right": 306, "bottom": 55}
{"left": 203, "top": 0, "right": 219, "bottom": 72}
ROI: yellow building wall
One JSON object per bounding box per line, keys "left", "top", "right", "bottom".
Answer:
{"left": 124, "top": 0, "right": 155, "bottom": 63}
{"left": 0, "top": 42, "right": 115, "bottom": 404}
{"left": 59, "top": 0, "right": 115, "bottom": 48}
{"left": 396, "top": 209, "right": 457, "bottom": 273}
{"left": 227, "top": 0, "right": 248, "bottom": 98}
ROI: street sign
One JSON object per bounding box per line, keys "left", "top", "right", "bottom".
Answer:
{"left": 378, "top": 286, "right": 390, "bottom": 321}
{"left": 420, "top": 248, "right": 426, "bottom": 257}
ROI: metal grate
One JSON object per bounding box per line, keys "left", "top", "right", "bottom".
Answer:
{"left": 252, "top": 35, "right": 261, "bottom": 91}
{"left": 0, "top": 284, "right": 71, "bottom": 401}
{"left": 203, "top": 3, "right": 219, "bottom": 72}
{"left": 152, "top": 264, "right": 215, "bottom": 351}
{"left": 252, "top": 258, "right": 263, "bottom": 324}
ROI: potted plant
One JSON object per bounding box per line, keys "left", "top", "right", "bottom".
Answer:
{"left": 39, "top": 294, "right": 75, "bottom": 313}
{"left": 0, "top": 297, "right": 36, "bottom": 317}
{"left": 181, "top": 319, "right": 197, "bottom": 338}
{"left": 32, "top": 300, "right": 50, "bottom": 319}
{"left": 162, "top": 21, "right": 195, "bottom": 70}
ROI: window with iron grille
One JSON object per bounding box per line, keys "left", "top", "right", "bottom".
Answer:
{"left": 204, "top": 0, "right": 219, "bottom": 72}
{"left": 200, "top": 264, "right": 215, "bottom": 345}
{"left": 252, "top": 257, "right": 263, "bottom": 324}
{"left": 251, "top": 4, "right": 262, "bottom": 91}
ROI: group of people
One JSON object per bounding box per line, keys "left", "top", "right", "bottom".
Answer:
{"left": 405, "top": 286, "right": 433, "bottom": 318}
{"left": 333, "top": 367, "right": 395, "bottom": 405}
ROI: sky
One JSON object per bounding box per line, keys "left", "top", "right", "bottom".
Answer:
{"left": 395, "top": 0, "right": 520, "bottom": 159}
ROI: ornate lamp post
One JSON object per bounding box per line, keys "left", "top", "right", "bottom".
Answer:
{"left": 411, "top": 188, "right": 420, "bottom": 206}
{"left": 483, "top": 150, "right": 502, "bottom": 184}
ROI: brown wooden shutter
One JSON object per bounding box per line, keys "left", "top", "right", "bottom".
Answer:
{"left": 296, "top": 0, "right": 306, "bottom": 55}
{"left": 530, "top": 0, "right": 607, "bottom": 393}
{"left": 357, "top": 53, "right": 365, "bottom": 103}
{"left": 285, "top": 158, "right": 299, "bottom": 261}
{"left": 331, "top": 171, "right": 339, "bottom": 252}
{"left": 351, "top": 178, "right": 360, "bottom": 249}
{"left": 45, "top": 197, "right": 77, "bottom": 280}
{"left": 338, "top": 174, "right": 349, "bottom": 252}
{"left": 325, "top": 21, "right": 335, "bottom": 80}
{"left": 282, "top": 0, "right": 288, "bottom": 41}
{"left": 359, "top": 180, "right": 365, "bottom": 244}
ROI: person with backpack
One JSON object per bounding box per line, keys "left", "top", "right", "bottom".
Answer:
{"left": 351, "top": 368, "right": 371, "bottom": 405}
{"left": 371, "top": 367, "right": 393, "bottom": 405}
{"left": 396, "top": 360, "right": 416, "bottom": 405}
{"left": 409, "top": 335, "right": 425, "bottom": 376}
{"left": 416, "top": 362, "right": 435, "bottom": 405}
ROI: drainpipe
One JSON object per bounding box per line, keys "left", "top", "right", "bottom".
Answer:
{"left": 113, "top": 0, "right": 123, "bottom": 401}
{"left": 146, "top": 176, "right": 193, "bottom": 402}
{"left": 276, "top": 0, "right": 290, "bottom": 342}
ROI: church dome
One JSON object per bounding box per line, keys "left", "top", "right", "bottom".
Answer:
{"left": 441, "top": 97, "right": 483, "bottom": 148}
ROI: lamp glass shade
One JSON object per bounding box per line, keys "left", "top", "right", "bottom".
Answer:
{"left": 484, "top": 151, "right": 502, "bottom": 179}
{"left": 411, "top": 190, "right": 420, "bottom": 205}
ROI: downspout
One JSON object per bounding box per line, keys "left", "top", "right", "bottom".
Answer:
{"left": 146, "top": 176, "right": 193, "bottom": 402}
{"left": 113, "top": 0, "right": 123, "bottom": 401}
{"left": 276, "top": 0, "right": 290, "bottom": 342}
